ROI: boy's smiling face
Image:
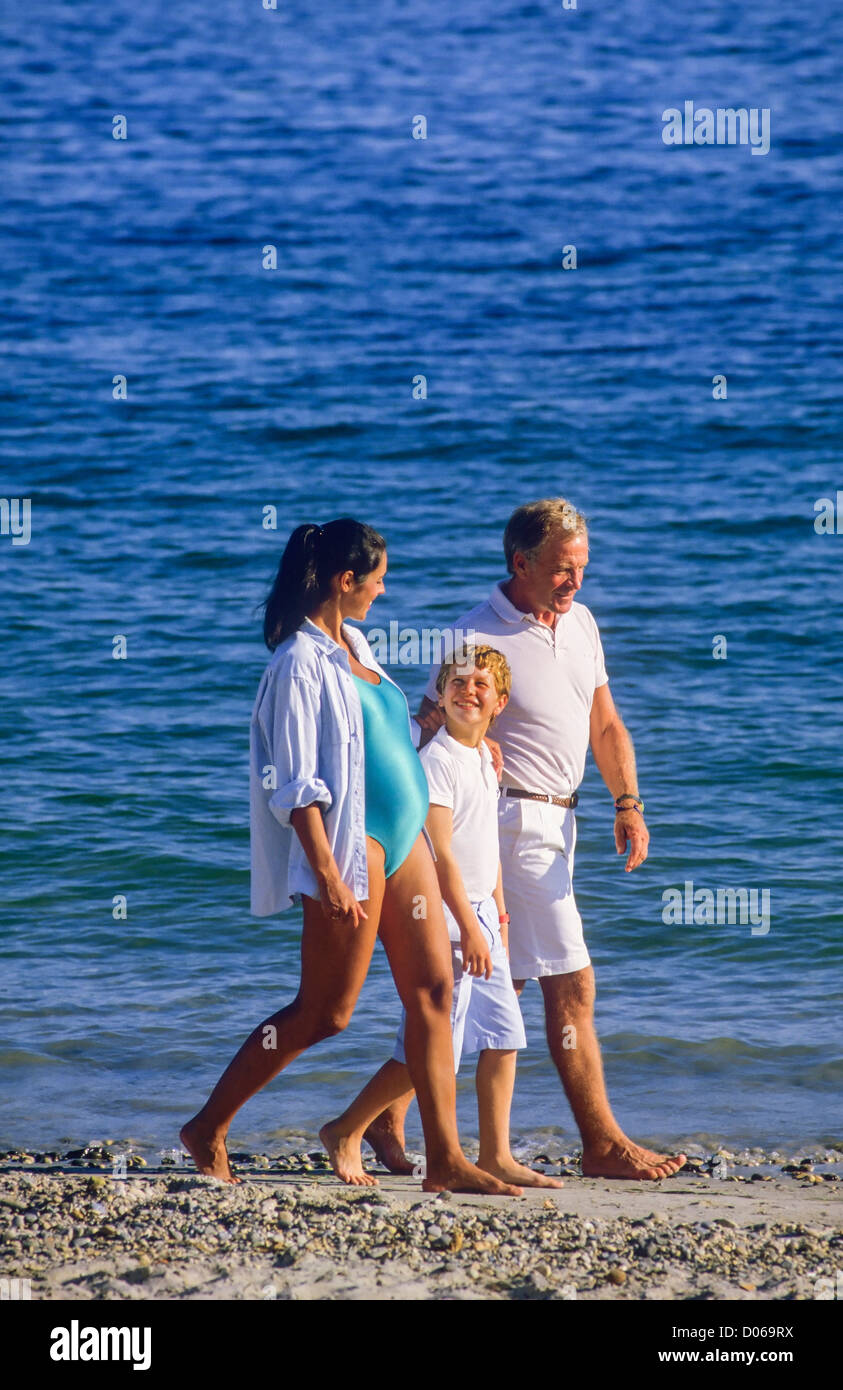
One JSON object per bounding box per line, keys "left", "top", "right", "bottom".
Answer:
{"left": 440, "top": 664, "right": 508, "bottom": 735}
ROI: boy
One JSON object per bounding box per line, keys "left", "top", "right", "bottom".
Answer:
{"left": 320, "top": 645, "right": 563, "bottom": 1190}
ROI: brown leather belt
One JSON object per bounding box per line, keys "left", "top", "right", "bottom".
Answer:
{"left": 504, "top": 788, "right": 578, "bottom": 809}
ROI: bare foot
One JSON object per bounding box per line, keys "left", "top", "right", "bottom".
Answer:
{"left": 319, "top": 1121, "right": 379, "bottom": 1187}
{"left": 582, "top": 1138, "right": 687, "bottom": 1181}
{"left": 479, "top": 1157, "right": 564, "bottom": 1189}
{"left": 363, "top": 1116, "right": 415, "bottom": 1176}
{"left": 423, "top": 1158, "right": 522, "bottom": 1197}
{"left": 179, "top": 1118, "right": 240, "bottom": 1184}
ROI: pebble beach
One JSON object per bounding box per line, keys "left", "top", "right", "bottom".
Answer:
{"left": 2, "top": 1146, "right": 840, "bottom": 1302}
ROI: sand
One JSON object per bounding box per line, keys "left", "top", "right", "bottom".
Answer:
{"left": 1, "top": 1149, "right": 840, "bottom": 1301}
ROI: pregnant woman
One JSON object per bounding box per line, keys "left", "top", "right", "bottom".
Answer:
{"left": 181, "top": 517, "right": 519, "bottom": 1195}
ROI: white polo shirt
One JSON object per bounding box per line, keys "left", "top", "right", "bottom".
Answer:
{"left": 423, "top": 582, "right": 608, "bottom": 797}
{"left": 419, "top": 726, "right": 500, "bottom": 943}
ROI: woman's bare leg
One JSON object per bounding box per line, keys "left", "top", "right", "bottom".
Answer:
{"left": 378, "top": 834, "right": 521, "bottom": 1196}
{"left": 180, "top": 849, "right": 386, "bottom": 1183}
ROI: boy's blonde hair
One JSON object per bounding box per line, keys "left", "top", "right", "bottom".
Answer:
{"left": 435, "top": 644, "right": 512, "bottom": 703}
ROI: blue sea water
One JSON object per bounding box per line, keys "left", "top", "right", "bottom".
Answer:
{"left": 1, "top": 1, "right": 841, "bottom": 1160}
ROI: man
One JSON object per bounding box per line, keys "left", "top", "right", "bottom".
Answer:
{"left": 366, "top": 498, "right": 686, "bottom": 1180}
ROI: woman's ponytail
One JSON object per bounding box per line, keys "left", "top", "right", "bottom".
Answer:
{"left": 262, "top": 517, "right": 385, "bottom": 650}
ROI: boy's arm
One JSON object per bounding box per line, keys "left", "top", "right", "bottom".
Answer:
{"left": 492, "top": 860, "right": 508, "bottom": 956}
{"left": 425, "top": 803, "right": 493, "bottom": 979}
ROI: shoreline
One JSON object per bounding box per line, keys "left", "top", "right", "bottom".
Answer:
{"left": 2, "top": 1149, "right": 840, "bottom": 1302}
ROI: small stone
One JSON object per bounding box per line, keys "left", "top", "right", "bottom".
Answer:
{"left": 607, "top": 1268, "right": 627, "bottom": 1286}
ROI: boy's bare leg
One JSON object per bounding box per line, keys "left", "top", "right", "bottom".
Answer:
{"left": 320, "top": 1061, "right": 415, "bottom": 1184}
{"left": 363, "top": 1091, "right": 416, "bottom": 1173}
{"left": 475, "top": 1049, "right": 564, "bottom": 1189}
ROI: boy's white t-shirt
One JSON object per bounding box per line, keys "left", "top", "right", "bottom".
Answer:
{"left": 419, "top": 726, "right": 500, "bottom": 943}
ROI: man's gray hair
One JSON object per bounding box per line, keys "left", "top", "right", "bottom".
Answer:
{"left": 503, "top": 498, "right": 587, "bottom": 575}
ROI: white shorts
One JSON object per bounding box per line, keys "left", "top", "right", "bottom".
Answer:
{"left": 497, "top": 795, "right": 591, "bottom": 980}
{"left": 392, "top": 896, "right": 527, "bottom": 1070}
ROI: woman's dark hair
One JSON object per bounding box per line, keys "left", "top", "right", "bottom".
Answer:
{"left": 262, "top": 517, "right": 386, "bottom": 650}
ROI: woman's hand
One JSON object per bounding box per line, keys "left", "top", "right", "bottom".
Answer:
{"left": 317, "top": 869, "right": 368, "bottom": 927}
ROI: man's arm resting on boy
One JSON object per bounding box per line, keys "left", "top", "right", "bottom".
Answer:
{"left": 425, "top": 803, "right": 493, "bottom": 979}
{"left": 588, "top": 682, "right": 650, "bottom": 873}
{"left": 414, "top": 696, "right": 445, "bottom": 749}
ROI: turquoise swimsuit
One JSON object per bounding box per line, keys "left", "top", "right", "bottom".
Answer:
{"left": 352, "top": 674, "right": 429, "bottom": 877}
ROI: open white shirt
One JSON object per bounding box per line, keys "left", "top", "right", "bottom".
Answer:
{"left": 250, "top": 617, "right": 415, "bottom": 915}
{"left": 423, "top": 582, "right": 609, "bottom": 796}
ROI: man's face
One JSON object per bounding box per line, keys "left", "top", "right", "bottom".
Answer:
{"left": 514, "top": 530, "right": 589, "bottom": 615}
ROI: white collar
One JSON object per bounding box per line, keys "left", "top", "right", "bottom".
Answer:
{"left": 436, "top": 725, "right": 491, "bottom": 763}
{"left": 300, "top": 617, "right": 382, "bottom": 675}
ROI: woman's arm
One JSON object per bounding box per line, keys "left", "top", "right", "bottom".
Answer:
{"left": 289, "top": 805, "right": 367, "bottom": 926}
{"left": 259, "top": 668, "right": 366, "bottom": 925}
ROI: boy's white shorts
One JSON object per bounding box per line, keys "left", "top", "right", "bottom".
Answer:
{"left": 392, "top": 896, "right": 527, "bottom": 1071}
{"left": 497, "top": 795, "right": 592, "bottom": 980}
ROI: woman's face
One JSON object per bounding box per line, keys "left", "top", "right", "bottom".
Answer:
{"left": 340, "top": 551, "right": 386, "bottom": 620}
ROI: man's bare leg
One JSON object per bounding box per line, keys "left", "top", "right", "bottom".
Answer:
{"left": 475, "top": 1049, "right": 565, "bottom": 1189}
{"left": 320, "top": 1062, "right": 415, "bottom": 1184}
{"left": 525, "top": 969, "right": 686, "bottom": 1180}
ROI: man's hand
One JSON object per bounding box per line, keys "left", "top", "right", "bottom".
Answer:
{"left": 483, "top": 735, "right": 503, "bottom": 779}
{"left": 460, "top": 925, "right": 493, "bottom": 979}
{"left": 615, "top": 809, "right": 649, "bottom": 872}
{"left": 414, "top": 698, "right": 446, "bottom": 746}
